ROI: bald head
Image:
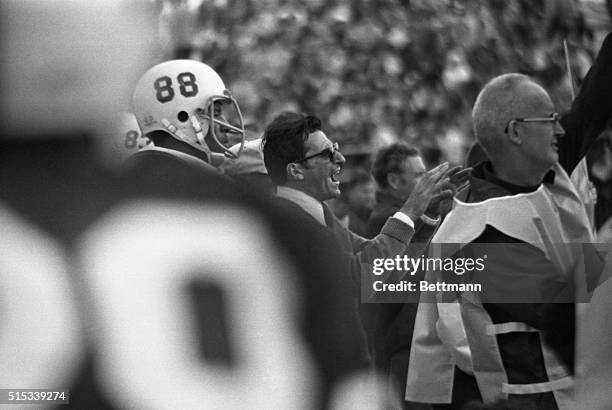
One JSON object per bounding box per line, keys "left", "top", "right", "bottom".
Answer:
{"left": 472, "top": 73, "right": 552, "bottom": 158}
{"left": 472, "top": 73, "right": 564, "bottom": 185}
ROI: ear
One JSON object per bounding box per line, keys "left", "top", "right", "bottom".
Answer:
{"left": 507, "top": 121, "right": 522, "bottom": 145}
{"left": 286, "top": 163, "right": 305, "bottom": 181}
{"left": 387, "top": 173, "right": 401, "bottom": 190}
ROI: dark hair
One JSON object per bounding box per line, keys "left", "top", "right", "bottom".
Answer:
{"left": 262, "top": 111, "right": 322, "bottom": 185}
{"left": 371, "top": 143, "right": 420, "bottom": 188}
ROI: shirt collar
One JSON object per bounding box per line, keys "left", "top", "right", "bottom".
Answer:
{"left": 480, "top": 160, "right": 556, "bottom": 195}
{"left": 276, "top": 186, "right": 326, "bottom": 226}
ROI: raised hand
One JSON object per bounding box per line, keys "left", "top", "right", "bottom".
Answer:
{"left": 447, "top": 166, "right": 471, "bottom": 193}
{"left": 399, "top": 162, "right": 450, "bottom": 221}
{"left": 424, "top": 165, "right": 472, "bottom": 218}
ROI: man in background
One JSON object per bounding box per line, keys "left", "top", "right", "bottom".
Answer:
{"left": 365, "top": 142, "right": 468, "bottom": 408}
{"left": 407, "top": 33, "right": 612, "bottom": 409}
{"left": 367, "top": 143, "right": 445, "bottom": 238}
{"left": 337, "top": 170, "right": 376, "bottom": 237}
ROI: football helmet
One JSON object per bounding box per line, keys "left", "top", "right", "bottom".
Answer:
{"left": 111, "top": 112, "right": 151, "bottom": 161}
{"left": 132, "top": 60, "right": 245, "bottom": 164}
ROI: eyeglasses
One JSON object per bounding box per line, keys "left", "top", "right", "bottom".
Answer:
{"left": 296, "top": 142, "right": 340, "bottom": 163}
{"left": 505, "top": 112, "right": 560, "bottom": 133}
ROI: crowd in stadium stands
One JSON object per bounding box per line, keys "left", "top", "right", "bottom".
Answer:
{"left": 159, "top": 0, "right": 612, "bottom": 228}
{"left": 2, "top": 1, "right": 612, "bottom": 409}
{"left": 162, "top": 0, "right": 600, "bottom": 146}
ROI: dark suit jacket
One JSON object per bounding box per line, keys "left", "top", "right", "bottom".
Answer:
{"left": 274, "top": 192, "right": 428, "bottom": 409}
{"left": 365, "top": 190, "right": 440, "bottom": 405}
{"left": 0, "top": 136, "right": 381, "bottom": 410}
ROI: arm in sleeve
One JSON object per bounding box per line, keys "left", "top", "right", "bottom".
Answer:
{"left": 559, "top": 32, "right": 612, "bottom": 174}
{"left": 350, "top": 216, "right": 415, "bottom": 262}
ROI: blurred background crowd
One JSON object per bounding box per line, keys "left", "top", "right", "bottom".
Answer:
{"left": 156, "top": 0, "right": 612, "bottom": 228}
{"left": 1, "top": 2, "right": 610, "bottom": 407}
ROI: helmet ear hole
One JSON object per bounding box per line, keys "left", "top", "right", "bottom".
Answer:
{"left": 177, "top": 111, "right": 189, "bottom": 122}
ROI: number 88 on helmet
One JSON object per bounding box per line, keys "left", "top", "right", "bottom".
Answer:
{"left": 132, "top": 60, "right": 245, "bottom": 166}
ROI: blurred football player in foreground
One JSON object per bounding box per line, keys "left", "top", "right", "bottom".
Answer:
{"left": 0, "top": 1, "right": 390, "bottom": 409}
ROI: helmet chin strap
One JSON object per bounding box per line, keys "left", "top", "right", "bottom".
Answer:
{"left": 160, "top": 116, "right": 228, "bottom": 168}
{"left": 161, "top": 118, "right": 191, "bottom": 142}
{"left": 189, "top": 116, "right": 207, "bottom": 146}
{"left": 161, "top": 117, "right": 212, "bottom": 162}
{"left": 189, "top": 116, "right": 217, "bottom": 163}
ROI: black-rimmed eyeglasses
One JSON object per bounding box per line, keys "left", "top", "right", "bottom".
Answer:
{"left": 296, "top": 142, "right": 340, "bottom": 163}
{"left": 505, "top": 112, "right": 560, "bottom": 133}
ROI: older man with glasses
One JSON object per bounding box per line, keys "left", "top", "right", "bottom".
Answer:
{"left": 407, "top": 33, "right": 612, "bottom": 410}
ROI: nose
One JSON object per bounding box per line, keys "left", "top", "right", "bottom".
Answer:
{"left": 554, "top": 120, "right": 565, "bottom": 138}
{"left": 334, "top": 150, "right": 346, "bottom": 165}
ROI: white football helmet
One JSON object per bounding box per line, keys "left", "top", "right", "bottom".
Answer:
{"left": 132, "top": 60, "right": 245, "bottom": 164}
{"left": 112, "top": 112, "right": 151, "bottom": 160}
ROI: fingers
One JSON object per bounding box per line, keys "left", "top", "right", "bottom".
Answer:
{"left": 449, "top": 167, "right": 471, "bottom": 186}
{"left": 441, "top": 188, "right": 454, "bottom": 199}
{"left": 444, "top": 165, "right": 463, "bottom": 179}
{"left": 401, "top": 164, "right": 448, "bottom": 219}
{"left": 432, "top": 189, "right": 453, "bottom": 202}
{"left": 425, "top": 162, "right": 450, "bottom": 183}
{"left": 399, "top": 162, "right": 464, "bottom": 220}
{"left": 435, "top": 178, "right": 454, "bottom": 193}
{"left": 456, "top": 180, "right": 471, "bottom": 194}
{"left": 412, "top": 163, "right": 448, "bottom": 195}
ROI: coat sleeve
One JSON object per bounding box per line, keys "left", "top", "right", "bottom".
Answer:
{"left": 349, "top": 216, "right": 415, "bottom": 262}
{"left": 559, "top": 32, "right": 612, "bottom": 175}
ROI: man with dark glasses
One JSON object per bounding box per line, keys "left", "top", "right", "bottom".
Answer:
{"left": 262, "top": 112, "right": 452, "bottom": 281}
{"left": 261, "top": 112, "right": 454, "bottom": 399}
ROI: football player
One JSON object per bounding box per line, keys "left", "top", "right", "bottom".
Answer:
{"left": 0, "top": 2, "right": 385, "bottom": 409}
{"left": 0, "top": 0, "right": 157, "bottom": 406}
{"left": 100, "top": 111, "right": 151, "bottom": 168}
{"left": 128, "top": 59, "right": 246, "bottom": 173}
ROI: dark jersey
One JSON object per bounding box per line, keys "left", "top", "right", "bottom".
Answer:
{"left": 0, "top": 136, "right": 371, "bottom": 409}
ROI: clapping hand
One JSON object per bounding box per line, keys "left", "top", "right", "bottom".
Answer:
{"left": 424, "top": 165, "right": 471, "bottom": 219}
{"left": 399, "top": 162, "right": 450, "bottom": 220}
